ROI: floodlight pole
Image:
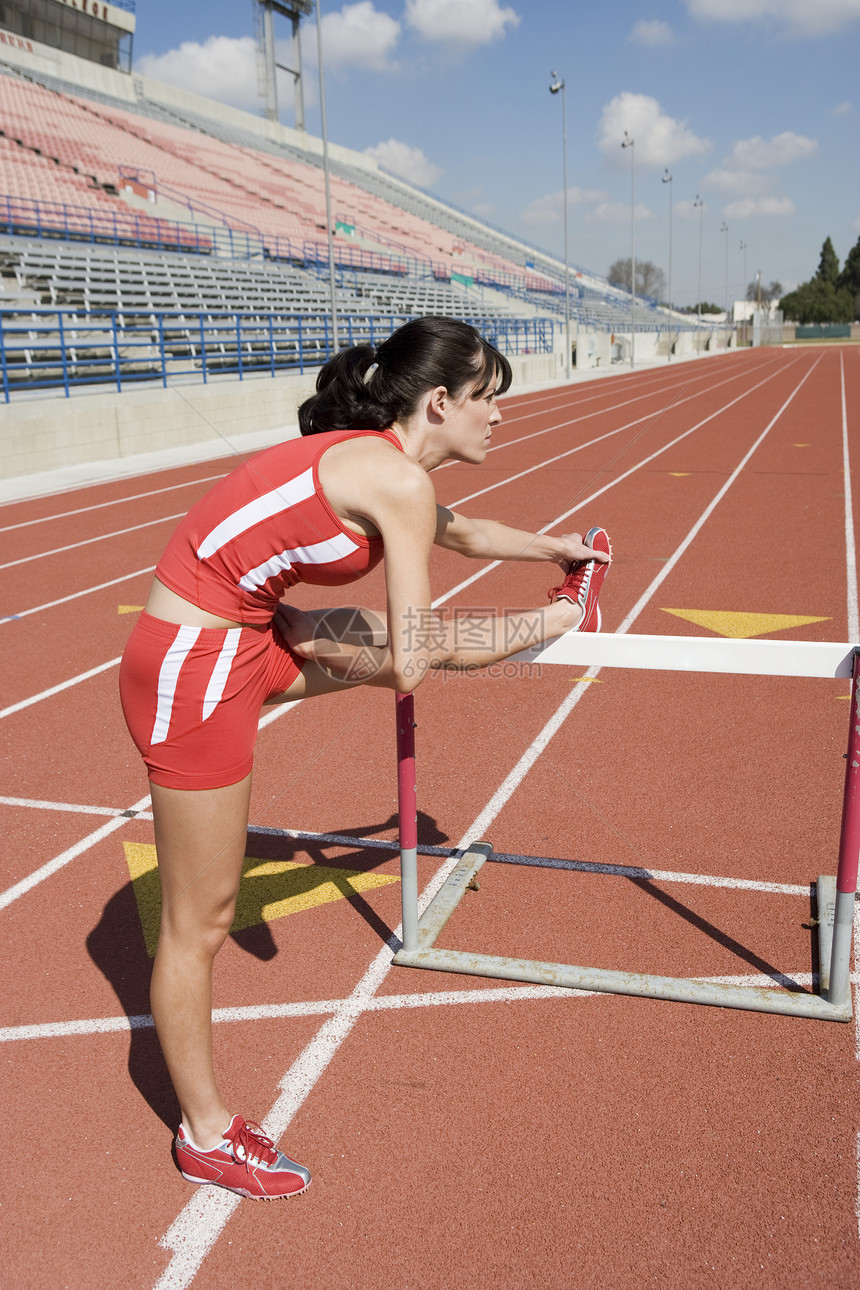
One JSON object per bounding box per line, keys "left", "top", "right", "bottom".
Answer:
{"left": 315, "top": 0, "right": 340, "bottom": 353}
{"left": 740, "top": 240, "right": 748, "bottom": 342}
{"left": 662, "top": 168, "right": 673, "bottom": 359}
{"left": 622, "top": 132, "right": 635, "bottom": 369}
{"left": 693, "top": 193, "right": 703, "bottom": 331}
{"left": 721, "top": 220, "right": 729, "bottom": 340}
{"left": 549, "top": 72, "right": 572, "bottom": 380}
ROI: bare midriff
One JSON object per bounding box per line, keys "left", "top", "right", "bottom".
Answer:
{"left": 144, "top": 577, "right": 247, "bottom": 630}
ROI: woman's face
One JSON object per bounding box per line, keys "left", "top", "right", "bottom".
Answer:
{"left": 444, "top": 375, "right": 503, "bottom": 464}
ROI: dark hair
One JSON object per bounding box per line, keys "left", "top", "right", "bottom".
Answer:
{"left": 298, "top": 316, "right": 512, "bottom": 436}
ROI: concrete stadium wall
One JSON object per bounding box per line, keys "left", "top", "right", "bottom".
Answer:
{"left": 0, "top": 351, "right": 559, "bottom": 487}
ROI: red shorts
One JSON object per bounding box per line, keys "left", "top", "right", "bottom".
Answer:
{"left": 119, "top": 612, "right": 304, "bottom": 790}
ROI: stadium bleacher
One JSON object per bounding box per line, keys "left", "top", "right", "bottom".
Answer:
{"left": 0, "top": 54, "right": 693, "bottom": 403}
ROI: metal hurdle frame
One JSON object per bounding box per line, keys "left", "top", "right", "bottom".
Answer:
{"left": 393, "top": 635, "right": 860, "bottom": 1023}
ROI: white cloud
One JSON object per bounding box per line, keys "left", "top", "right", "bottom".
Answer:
{"left": 729, "top": 131, "right": 817, "bottom": 169}
{"left": 704, "top": 131, "right": 816, "bottom": 206}
{"left": 405, "top": 0, "right": 520, "bottom": 46}
{"left": 364, "top": 139, "right": 442, "bottom": 187}
{"left": 136, "top": 36, "right": 259, "bottom": 109}
{"left": 723, "top": 196, "right": 795, "bottom": 219}
{"left": 629, "top": 19, "right": 677, "bottom": 45}
{"left": 520, "top": 187, "right": 607, "bottom": 224}
{"left": 591, "top": 201, "right": 653, "bottom": 224}
{"left": 319, "top": 3, "right": 401, "bottom": 70}
{"left": 598, "top": 93, "right": 710, "bottom": 166}
{"left": 833, "top": 100, "right": 853, "bottom": 114}
{"left": 684, "top": 0, "right": 860, "bottom": 37}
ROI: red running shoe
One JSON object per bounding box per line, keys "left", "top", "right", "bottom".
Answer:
{"left": 175, "top": 1116, "right": 311, "bottom": 1200}
{"left": 548, "top": 526, "right": 612, "bottom": 632}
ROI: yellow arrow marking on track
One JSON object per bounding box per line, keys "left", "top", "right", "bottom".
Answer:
{"left": 668, "top": 472, "right": 691, "bottom": 477}
{"left": 793, "top": 443, "right": 811, "bottom": 448}
{"left": 118, "top": 605, "right": 145, "bottom": 615}
{"left": 123, "top": 842, "right": 399, "bottom": 957}
{"left": 660, "top": 609, "right": 831, "bottom": 639}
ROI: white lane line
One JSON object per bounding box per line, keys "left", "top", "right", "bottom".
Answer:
{"left": 0, "top": 512, "right": 186, "bottom": 571}
{"left": 1, "top": 370, "right": 755, "bottom": 712}
{"left": 1, "top": 972, "right": 842, "bottom": 1046}
{"left": 0, "top": 473, "right": 227, "bottom": 534}
{"left": 0, "top": 796, "right": 128, "bottom": 818}
{"left": 474, "top": 356, "right": 763, "bottom": 461}
{"left": 152, "top": 356, "right": 814, "bottom": 1284}
{"left": 0, "top": 657, "right": 121, "bottom": 720}
{"left": 458, "top": 355, "right": 821, "bottom": 847}
{"left": 444, "top": 349, "right": 794, "bottom": 514}
{"left": 0, "top": 796, "right": 812, "bottom": 897}
{"left": 0, "top": 793, "right": 151, "bottom": 912}
{"left": 0, "top": 566, "right": 156, "bottom": 625}
{"left": 434, "top": 354, "right": 801, "bottom": 608}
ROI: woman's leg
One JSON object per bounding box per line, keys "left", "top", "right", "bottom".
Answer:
{"left": 149, "top": 773, "right": 252, "bottom": 1149}
{"left": 268, "top": 599, "right": 580, "bottom": 699}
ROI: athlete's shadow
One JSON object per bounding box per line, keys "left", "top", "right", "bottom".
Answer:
{"left": 86, "top": 809, "right": 449, "bottom": 1128}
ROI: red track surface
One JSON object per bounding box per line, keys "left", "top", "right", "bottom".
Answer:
{"left": 2, "top": 347, "right": 860, "bottom": 1289}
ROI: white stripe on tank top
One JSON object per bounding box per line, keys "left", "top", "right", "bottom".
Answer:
{"left": 196, "top": 469, "right": 316, "bottom": 560}
{"left": 237, "top": 531, "right": 360, "bottom": 592}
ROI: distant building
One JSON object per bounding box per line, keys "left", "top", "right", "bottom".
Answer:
{"left": 0, "top": 0, "right": 135, "bottom": 72}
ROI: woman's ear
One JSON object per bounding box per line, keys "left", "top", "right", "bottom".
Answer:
{"left": 426, "top": 385, "right": 449, "bottom": 422}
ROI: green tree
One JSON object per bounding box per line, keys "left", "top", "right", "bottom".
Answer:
{"left": 816, "top": 236, "right": 840, "bottom": 285}
{"left": 837, "top": 234, "right": 860, "bottom": 319}
{"left": 780, "top": 278, "right": 853, "bottom": 324}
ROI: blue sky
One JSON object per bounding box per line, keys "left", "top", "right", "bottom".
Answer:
{"left": 131, "top": 1, "right": 860, "bottom": 306}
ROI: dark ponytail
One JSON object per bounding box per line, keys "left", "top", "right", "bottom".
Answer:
{"left": 298, "top": 316, "right": 512, "bottom": 436}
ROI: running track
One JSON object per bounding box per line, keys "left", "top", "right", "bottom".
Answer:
{"left": 2, "top": 347, "right": 860, "bottom": 1289}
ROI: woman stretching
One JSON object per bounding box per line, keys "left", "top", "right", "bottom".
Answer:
{"left": 119, "top": 316, "right": 610, "bottom": 1200}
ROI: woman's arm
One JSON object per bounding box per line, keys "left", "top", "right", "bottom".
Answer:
{"left": 434, "top": 506, "right": 607, "bottom": 569}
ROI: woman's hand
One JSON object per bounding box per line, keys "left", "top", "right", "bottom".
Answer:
{"left": 273, "top": 604, "right": 321, "bottom": 660}
{"left": 555, "top": 531, "right": 611, "bottom": 573}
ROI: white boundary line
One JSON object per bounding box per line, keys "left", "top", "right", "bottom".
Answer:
{"left": 153, "top": 352, "right": 824, "bottom": 1289}
{"left": 0, "top": 473, "right": 228, "bottom": 534}
{"left": 0, "top": 656, "right": 122, "bottom": 720}
{"left": 0, "top": 511, "right": 186, "bottom": 571}
{"left": 0, "top": 566, "right": 155, "bottom": 624}
{"left": 0, "top": 793, "right": 151, "bottom": 912}
{"left": 1, "top": 970, "right": 843, "bottom": 1046}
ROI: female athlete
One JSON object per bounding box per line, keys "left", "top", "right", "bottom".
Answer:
{"left": 119, "top": 315, "right": 610, "bottom": 1200}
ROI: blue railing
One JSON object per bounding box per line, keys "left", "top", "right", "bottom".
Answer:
{"left": 0, "top": 308, "right": 556, "bottom": 402}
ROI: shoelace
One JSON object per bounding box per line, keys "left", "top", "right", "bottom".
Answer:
{"left": 228, "top": 1120, "right": 279, "bottom": 1170}
{"left": 548, "top": 559, "right": 589, "bottom": 603}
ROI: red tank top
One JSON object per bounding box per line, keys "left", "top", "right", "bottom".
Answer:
{"left": 155, "top": 428, "right": 403, "bottom": 624}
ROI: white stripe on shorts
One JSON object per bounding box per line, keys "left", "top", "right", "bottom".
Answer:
{"left": 201, "top": 628, "right": 241, "bottom": 723}
{"left": 150, "top": 626, "right": 201, "bottom": 746}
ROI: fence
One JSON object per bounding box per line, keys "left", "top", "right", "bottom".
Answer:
{"left": 0, "top": 307, "right": 556, "bottom": 401}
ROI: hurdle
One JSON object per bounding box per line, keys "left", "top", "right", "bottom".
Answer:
{"left": 393, "top": 634, "right": 860, "bottom": 1022}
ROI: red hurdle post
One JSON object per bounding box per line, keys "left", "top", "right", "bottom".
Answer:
{"left": 831, "top": 647, "right": 860, "bottom": 1005}
{"left": 396, "top": 691, "right": 419, "bottom": 953}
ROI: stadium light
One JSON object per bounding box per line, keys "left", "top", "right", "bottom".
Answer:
{"left": 662, "top": 168, "right": 673, "bottom": 360}
{"left": 549, "top": 72, "right": 572, "bottom": 380}
{"left": 315, "top": 0, "right": 339, "bottom": 352}
{"left": 621, "top": 131, "right": 635, "bottom": 368}
{"left": 693, "top": 194, "right": 704, "bottom": 328}
{"left": 740, "top": 240, "right": 748, "bottom": 340}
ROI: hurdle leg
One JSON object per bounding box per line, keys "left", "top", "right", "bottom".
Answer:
{"left": 396, "top": 691, "right": 419, "bottom": 953}
{"left": 828, "top": 647, "right": 860, "bottom": 1006}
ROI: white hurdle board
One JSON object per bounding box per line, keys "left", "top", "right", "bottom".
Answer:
{"left": 511, "top": 631, "right": 855, "bottom": 679}
{"left": 393, "top": 633, "right": 859, "bottom": 1023}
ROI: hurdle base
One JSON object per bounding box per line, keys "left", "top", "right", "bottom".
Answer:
{"left": 393, "top": 851, "right": 853, "bottom": 1023}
